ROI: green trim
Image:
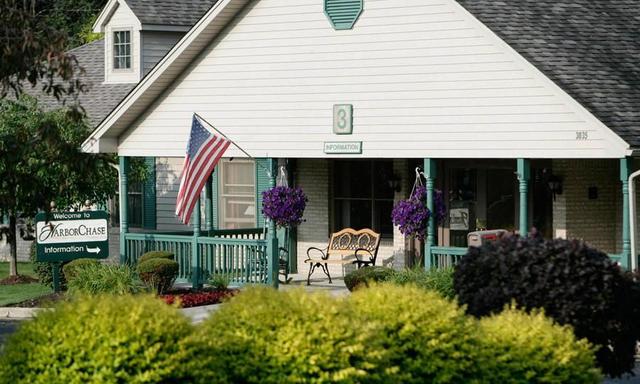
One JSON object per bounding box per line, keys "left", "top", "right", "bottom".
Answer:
{"left": 192, "top": 198, "right": 202, "bottom": 289}
{"left": 324, "top": 0, "right": 363, "bottom": 30}
{"left": 255, "top": 159, "right": 270, "bottom": 227}
{"left": 264, "top": 159, "right": 279, "bottom": 288}
{"left": 620, "top": 157, "right": 632, "bottom": 269}
{"left": 517, "top": 159, "right": 530, "bottom": 236}
{"left": 205, "top": 176, "right": 213, "bottom": 231}
{"left": 424, "top": 158, "right": 437, "bottom": 269}
{"left": 142, "top": 157, "right": 156, "bottom": 230}
{"left": 118, "top": 156, "right": 130, "bottom": 265}
{"left": 211, "top": 170, "right": 219, "bottom": 229}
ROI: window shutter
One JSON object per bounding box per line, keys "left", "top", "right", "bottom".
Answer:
{"left": 211, "top": 171, "right": 219, "bottom": 229}
{"left": 142, "top": 157, "right": 156, "bottom": 230}
{"left": 255, "top": 159, "right": 271, "bottom": 227}
{"left": 324, "top": 0, "right": 363, "bottom": 30}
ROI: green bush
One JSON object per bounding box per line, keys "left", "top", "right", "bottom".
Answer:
{"left": 186, "top": 287, "right": 360, "bottom": 384}
{"left": 343, "top": 266, "right": 395, "bottom": 291}
{"left": 348, "top": 284, "right": 481, "bottom": 383}
{"left": 137, "top": 250, "right": 174, "bottom": 265}
{"left": 477, "top": 306, "right": 601, "bottom": 383}
{"left": 0, "top": 295, "right": 197, "bottom": 384}
{"left": 67, "top": 263, "right": 140, "bottom": 296}
{"left": 62, "top": 258, "right": 99, "bottom": 282}
{"left": 389, "top": 267, "right": 455, "bottom": 299}
{"left": 208, "top": 273, "right": 230, "bottom": 291}
{"left": 138, "top": 258, "right": 178, "bottom": 294}
{"left": 454, "top": 235, "right": 640, "bottom": 377}
{"left": 29, "top": 242, "right": 67, "bottom": 289}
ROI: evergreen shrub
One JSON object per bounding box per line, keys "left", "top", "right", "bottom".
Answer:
{"left": 477, "top": 305, "right": 601, "bottom": 383}
{"left": 137, "top": 250, "right": 174, "bottom": 264}
{"left": 0, "top": 295, "right": 196, "bottom": 384}
{"left": 138, "top": 258, "right": 178, "bottom": 294}
{"left": 66, "top": 263, "right": 140, "bottom": 296}
{"left": 62, "top": 258, "right": 99, "bottom": 282}
{"left": 343, "top": 266, "right": 395, "bottom": 291}
{"left": 454, "top": 235, "right": 640, "bottom": 377}
{"left": 389, "top": 267, "right": 455, "bottom": 299}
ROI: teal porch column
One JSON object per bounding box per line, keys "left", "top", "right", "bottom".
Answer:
{"left": 424, "top": 158, "right": 437, "bottom": 269}
{"left": 118, "top": 157, "right": 129, "bottom": 265}
{"left": 205, "top": 176, "right": 213, "bottom": 232}
{"left": 265, "top": 159, "right": 279, "bottom": 288}
{"left": 517, "top": 159, "right": 530, "bottom": 236}
{"left": 621, "top": 157, "right": 632, "bottom": 269}
{"left": 192, "top": 198, "right": 202, "bottom": 289}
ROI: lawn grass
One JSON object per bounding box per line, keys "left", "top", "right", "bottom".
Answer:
{"left": 0, "top": 262, "right": 51, "bottom": 306}
{"left": 0, "top": 262, "right": 37, "bottom": 279}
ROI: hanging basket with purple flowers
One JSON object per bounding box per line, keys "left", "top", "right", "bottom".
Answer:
{"left": 391, "top": 170, "right": 446, "bottom": 239}
{"left": 262, "top": 186, "right": 307, "bottom": 228}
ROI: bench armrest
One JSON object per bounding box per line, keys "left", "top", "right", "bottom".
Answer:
{"left": 306, "top": 247, "right": 328, "bottom": 261}
{"left": 354, "top": 248, "right": 376, "bottom": 268}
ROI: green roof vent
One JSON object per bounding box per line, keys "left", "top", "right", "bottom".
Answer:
{"left": 324, "top": 0, "right": 363, "bottom": 30}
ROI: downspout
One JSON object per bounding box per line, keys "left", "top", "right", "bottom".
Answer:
{"left": 629, "top": 169, "right": 640, "bottom": 271}
{"left": 110, "top": 163, "right": 124, "bottom": 231}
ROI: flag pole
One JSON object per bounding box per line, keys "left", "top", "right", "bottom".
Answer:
{"left": 194, "top": 113, "right": 272, "bottom": 176}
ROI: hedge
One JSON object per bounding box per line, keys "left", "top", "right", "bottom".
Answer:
{"left": 137, "top": 250, "right": 174, "bottom": 265}
{"left": 138, "top": 258, "right": 179, "bottom": 294}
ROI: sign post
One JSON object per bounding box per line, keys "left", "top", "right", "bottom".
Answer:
{"left": 35, "top": 211, "right": 109, "bottom": 292}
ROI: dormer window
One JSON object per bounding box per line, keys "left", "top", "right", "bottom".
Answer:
{"left": 113, "top": 30, "right": 132, "bottom": 69}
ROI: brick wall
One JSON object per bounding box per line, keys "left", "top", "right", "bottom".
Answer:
{"left": 552, "top": 159, "right": 620, "bottom": 254}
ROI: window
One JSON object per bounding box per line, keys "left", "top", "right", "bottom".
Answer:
{"left": 333, "top": 160, "right": 395, "bottom": 237}
{"left": 113, "top": 30, "right": 131, "bottom": 69}
{"left": 110, "top": 181, "right": 143, "bottom": 228}
{"left": 218, "top": 159, "right": 256, "bottom": 229}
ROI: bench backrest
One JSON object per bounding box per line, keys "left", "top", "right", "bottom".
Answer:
{"left": 327, "top": 228, "right": 381, "bottom": 258}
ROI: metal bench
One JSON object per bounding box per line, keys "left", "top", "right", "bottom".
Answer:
{"left": 305, "top": 228, "right": 381, "bottom": 285}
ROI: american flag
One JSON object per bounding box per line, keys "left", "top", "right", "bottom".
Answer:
{"left": 176, "top": 115, "right": 231, "bottom": 224}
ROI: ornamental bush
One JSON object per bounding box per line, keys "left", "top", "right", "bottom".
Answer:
{"left": 66, "top": 263, "right": 140, "bottom": 296}
{"left": 29, "top": 242, "right": 67, "bottom": 289}
{"left": 138, "top": 258, "right": 179, "bottom": 294}
{"left": 185, "top": 287, "right": 362, "bottom": 384}
{"left": 454, "top": 235, "right": 640, "bottom": 377}
{"left": 0, "top": 295, "right": 196, "bottom": 384}
{"left": 477, "top": 306, "right": 601, "bottom": 383}
{"left": 389, "top": 267, "right": 455, "bottom": 299}
{"left": 137, "top": 250, "right": 174, "bottom": 264}
{"left": 343, "top": 266, "right": 395, "bottom": 291}
{"left": 62, "top": 258, "right": 99, "bottom": 282}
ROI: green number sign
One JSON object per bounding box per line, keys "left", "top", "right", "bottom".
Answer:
{"left": 35, "top": 211, "right": 109, "bottom": 262}
{"left": 333, "top": 104, "right": 353, "bottom": 134}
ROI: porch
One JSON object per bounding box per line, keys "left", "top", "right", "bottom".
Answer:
{"left": 116, "top": 156, "right": 635, "bottom": 289}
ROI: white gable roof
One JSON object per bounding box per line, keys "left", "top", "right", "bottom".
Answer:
{"left": 83, "top": 0, "right": 631, "bottom": 159}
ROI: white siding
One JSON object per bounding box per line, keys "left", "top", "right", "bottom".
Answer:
{"left": 104, "top": 0, "right": 141, "bottom": 83}
{"left": 117, "top": 0, "right": 629, "bottom": 159}
{"left": 141, "top": 31, "right": 185, "bottom": 76}
{"left": 155, "top": 157, "right": 190, "bottom": 231}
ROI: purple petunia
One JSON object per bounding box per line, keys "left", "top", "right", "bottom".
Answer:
{"left": 391, "top": 186, "right": 446, "bottom": 239}
{"left": 262, "top": 186, "right": 308, "bottom": 228}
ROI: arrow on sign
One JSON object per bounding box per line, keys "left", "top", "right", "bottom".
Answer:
{"left": 86, "top": 246, "right": 101, "bottom": 254}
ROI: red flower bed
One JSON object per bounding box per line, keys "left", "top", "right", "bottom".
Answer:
{"left": 160, "top": 289, "right": 236, "bottom": 308}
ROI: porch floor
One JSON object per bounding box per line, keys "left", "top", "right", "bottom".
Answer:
{"left": 280, "top": 273, "right": 349, "bottom": 297}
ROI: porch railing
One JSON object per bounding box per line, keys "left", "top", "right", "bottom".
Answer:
{"left": 123, "top": 228, "right": 270, "bottom": 285}
{"left": 429, "top": 246, "right": 468, "bottom": 268}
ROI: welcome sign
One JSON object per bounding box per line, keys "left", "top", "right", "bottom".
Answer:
{"left": 35, "top": 211, "right": 109, "bottom": 262}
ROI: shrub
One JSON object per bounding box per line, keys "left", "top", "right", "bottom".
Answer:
{"left": 389, "top": 267, "right": 455, "bottom": 299}
{"left": 348, "top": 284, "right": 481, "bottom": 383}
{"left": 185, "top": 287, "right": 361, "bottom": 384}
{"left": 0, "top": 295, "right": 196, "bottom": 384}
{"left": 137, "top": 250, "right": 174, "bottom": 264}
{"left": 62, "top": 258, "right": 99, "bottom": 282}
{"left": 66, "top": 263, "right": 140, "bottom": 296}
{"left": 477, "top": 305, "right": 601, "bottom": 383}
{"left": 343, "top": 266, "right": 395, "bottom": 291}
{"left": 29, "top": 242, "right": 67, "bottom": 289}
{"left": 454, "top": 235, "right": 640, "bottom": 377}
{"left": 208, "top": 273, "right": 230, "bottom": 291}
{"left": 138, "top": 258, "right": 179, "bottom": 294}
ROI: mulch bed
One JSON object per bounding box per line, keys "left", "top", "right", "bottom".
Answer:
{"left": 7, "top": 293, "right": 66, "bottom": 308}
{"left": 160, "top": 288, "right": 237, "bottom": 308}
{"left": 0, "top": 275, "right": 39, "bottom": 285}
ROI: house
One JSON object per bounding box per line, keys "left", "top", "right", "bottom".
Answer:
{"left": 78, "top": 0, "right": 640, "bottom": 283}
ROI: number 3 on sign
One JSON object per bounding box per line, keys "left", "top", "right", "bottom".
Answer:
{"left": 333, "top": 104, "right": 353, "bottom": 135}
